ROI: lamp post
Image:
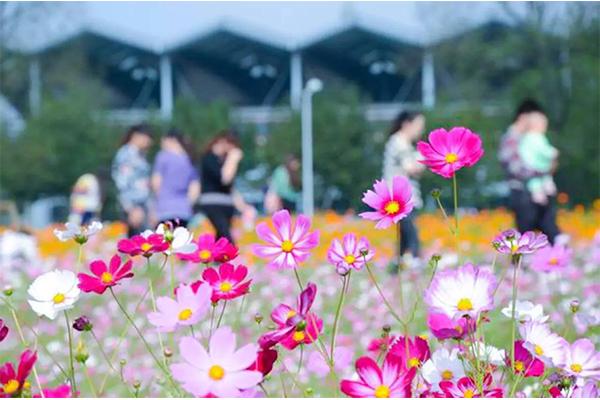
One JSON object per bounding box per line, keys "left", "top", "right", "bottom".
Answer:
{"left": 300, "top": 78, "right": 323, "bottom": 218}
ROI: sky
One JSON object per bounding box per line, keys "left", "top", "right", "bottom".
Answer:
{"left": 4, "top": 1, "right": 512, "bottom": 52}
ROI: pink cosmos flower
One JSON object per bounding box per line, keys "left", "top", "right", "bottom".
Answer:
{"left": 427, "top": 313, "right": 475, "bottom": 340}
{"left": 424, "top": 264, "right": 497, "bottom": 320}
{"left": 248, "top": 348, "right": 278, "bottom": 377}
{"left": 0, "top": 319, "right": 7, "bottom": 343}
{"left": 558, "top": 338, "right": 600, "bottom": 381}
{"left": 327, "top": 233, "right": 373, "bottom": 274}
{"left": 417, "top": 126, "right": 484, "bottom": 179}
{"left": 117, "top": 233, "right": 169, "bottom": 258}
{"left": 148, "top": 283, "right": 212, "bottom": 332}
{"left": 78, "top": 255, "right": 134, "bottom": 294}
{"left": 508, "top": 340, "right": 545, "bottom": 377}
{"left": 492, "top": 229, "right": 548, "bottom": 255}
{"left": 340, "top": 355, "right": 416, "bottom": 398}
{"left": 178, "top": 233, "right": 238, "bottom": 264}
{"left": 367, "top": 335, "right": 398, "bottom": 356}
{"left": 253, "top": 209, "right": 320, "bottom": 269}
{"left": 202, "top": 263, "right": 252, "bottom": 302}
{"left": 359, "top": 176, "right": 414, "bottom": 229}
{"left": 259, "top": 282, "right": 323, "bottom": 350}
{"left": 307, "top": 346, "right": 354, "bottom": 377}
{"left": 439, "top": 374, "right": 503, "bottom": 398}
{"left": 519, "top": 321, "right": 567, "bottom": 367}
{"left": 0, "top": 349, "right": 37, "bottom": 397}
{"left": 388, "top": 336, "right": 431, "bottom": 369}
{"left": 170, "top": 327, "right": 263, "bottom": 397}
{"left": 531, "top": 243, "right": 573, "bottom": 273}
{"left": 34, "top": 385, "right": 72, "bottom": 398}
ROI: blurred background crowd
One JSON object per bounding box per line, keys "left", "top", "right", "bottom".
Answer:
{"left": 0, "top": 1, "right": 598, "bottom": 233}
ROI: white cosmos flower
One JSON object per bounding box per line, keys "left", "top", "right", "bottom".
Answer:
{"left": 28, "top": 270, "right": 80, "bottom": 320}
{"left": 519, "top": 321, "right": 567, "bottom": 367}
{"left": 54, "top": 221, "right": 103, "bottom": 243}
{"left": 472, "top": 342, "right": 506, "bottom": 366}
{"left": 421, "top": 348, "right": 466, "bottom": 390}
{"left": 502, "top": 300, "right": 549, "bottom": 323}
{"left": 154, "top": 224, "right": 197, "bottom": 255}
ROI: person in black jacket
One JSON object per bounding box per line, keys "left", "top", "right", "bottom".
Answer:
{"left": 198, "top": 130, "right": 244, "bottom": 242}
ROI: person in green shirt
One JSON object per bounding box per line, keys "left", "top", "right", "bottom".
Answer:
{"left": 265, "top": 154, "right": 301, "bottom": 213}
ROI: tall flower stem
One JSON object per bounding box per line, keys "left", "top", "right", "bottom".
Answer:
{"left": 434, "top": 195, "right": 455, "bottom": 235}
{"left": 364, "top": 259, "right": 405, "bottom": 327}
{"left": 109, "top": 287, "right": 178, "bottom": 391}
{"left": 452, "top": 173, "right": 460, "bottom": 256}
{"left": 329, "top": 271, "right": 350, "bottom": 362}
{"left": 509, "top": 254, "right": 522, "bottom": 373}
{"left": 396, "top": 224, "right": 405, "bottom": 313}
{"left": 64, "top": 311, "right": 77, "bottom": 394}
{"left": 215, "top": 301, "right": 228, "bottom": 329}
{"left": 76, "top": 245, "right": 83, "bottom": 273}
{"left": 293, "top": 267, "right": 304, "bottom": 291}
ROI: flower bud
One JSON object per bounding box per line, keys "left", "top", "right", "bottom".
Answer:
{"left": 430, "top": 188, "right": 441, "bottom": 199}
{"left": 119, "top": 359, "right": 127, "bottom": 366}
{"left": 2, "top": 286, "right": 13, "bottom": 297}
{"left": 359, "top": 248, "right": 370, "bottom": 257}
{"left": 254, "top": 313, "right": 263, "bottom": 324}
{"left": 304, "top": 388, "right": 314, "bottom": 396}
{"left": 296, "top": 320, "right": 307, "bottom": 332}
{"left": 75, "top": 341, "right": 89, "bottom": 364}
{"left": 164, "top": 348, "right": 173, "bottom": 358}
{"left": 72, "top": 316, "right": 93, "bottom": 332}
{"left": 74, "top": 235, "right": 88, "bottom": 245}
{"left": 382, "top": 324, "right": 391, "bottom": 333}
{"left": 569, "top": 299, "right": 580, "bottom": 314}
{"left": 133, "top": 380, "right": 141, "bottom": 390}
{"left": 430, "top": 254, "right": 442, "bottom": 263}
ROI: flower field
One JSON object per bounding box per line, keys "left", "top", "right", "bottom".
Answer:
{"left": 1, "top": 127, "right": 600, "bottom": 398}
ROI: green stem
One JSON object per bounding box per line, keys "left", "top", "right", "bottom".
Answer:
{"left": 434, "top": 196, "right": 455, "bottom": 235}
{"left": 509, "top": 255, "right": 522, "bottom": 377}
{"left": 215, "top": 301, "right": 227, "bottom": 329}
{"left": 364, "top": 261, "right": 404, "bottom": 325}
{"left": 329, "top": 272, "right": 350, "bottom": 362}
{"left": 293, "top": 267, "right": 304, "bottom": 291}
{"left": 64, "top": 311, "right": 77, "bottom": 394}
{"left": 452, "top": 173, "right": 459, "bottom": 239}
{"left": 396, "top": 224, "right": 405, "bottom": 313}
{"left": 76, "top": 245, "right": 83, "bottom": 273}
{"left": 83, "top": 365, "right": 98, "bottom": 397}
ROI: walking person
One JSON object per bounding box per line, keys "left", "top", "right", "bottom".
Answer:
{"left": 151, "top": 129, "right": 200, "bottom": 228}
{"left": 498, "top": 99, "right": 560, "bottom": 243}
{"left": 264, "top": 154, "right": 301, "bottom": 214}
{"left": 111, "top": 124, "right": 153, "bottom": 236}
{"left": 383, "top": 111, "right": 426, "bottom": 269}
{"left": 69, "top": 172, "right": 102, "bottom": 225}
{"left": 198, "top": 130, "right": 248, "bottom": 243}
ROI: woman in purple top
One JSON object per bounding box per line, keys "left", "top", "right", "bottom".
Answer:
{"left": 151, "top": 129, "right": 200, "bottom": 227}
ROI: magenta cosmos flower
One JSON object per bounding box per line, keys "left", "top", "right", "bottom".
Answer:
{"left": 170, "top": 327, "right": 263, "bottom": 397}
{"left": 417, "top": 126, "right": 484, "bottom": 179}
{"left": 359, "top": 176, "right": 414, "bottom": 229}
{"left": 424, "top": 263, "right": 497, "bottom": 320}
{"left": 327, "top": 233, "right": 374, "bottom": 274}
{"left": 117, "top": 233, "right": 169, "bottom": 258}
{"left": 388, "top": 336, "right": 431, "bottom": 370}
{"left": 531, "top": 243, "right": 573, "bottom": 273}
{"left": 78, "top": 254, "right": 134, "bottom": 294}
{"left": 202, "top": 263, "right": 252, "bottom": 302}
{"left": 258, "top": 282, "right": 323, "bottom": 350}
{"left": 439, "top": 374, "right": 503, "bottom": 398}
{"left": 148, "top": 283, "right": 212, "bottom": 332}
{"left": 253, "top": 209, "right": 319, "bottom": 269}
{"left": 508, "top": 340, "right": 545, "bottom": 377}
{"left": 558, "top": 338, "right": 600, "bottom": 381}
{"left": 492, "top": 229, "right": 548, "bottom": 255}
{"left": 427, "top": 313, "right": 475, "bottom": 340}
{"left": 0, "top": 349, "right": 37, "bottom": 397}
{"left": 0, "top": 319, "right": 8, "bottom": 343}
{"left": 340, "top": 355, "right": 416, "bottom": 398}
{"left": 178, "top": 233, "right": 238, "bottom": 264}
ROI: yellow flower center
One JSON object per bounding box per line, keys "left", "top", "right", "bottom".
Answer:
{"left": 570, "top": 363, "right": 583, "bottom": 373}
{"left": 199, "top": 250, "right": 212, "bottom": 261}
{"left": 293, "top": 331, "right": 306, "bottom": 342}
{"left": 374, "top": 385, "right": 390, "bottom": 398}
{"left": 53, "top": 293, "right": 66, "bottom": 304}
{"left": 445, "top": 152, "right": 458, "bottom": 163}
{"left": 286, "top": 310, "right": 297, "bottom": 319}
{"left": 408, "top": 357, "right": 420, "bottom": 368}
{"left": 384, "top": 200, "right": 400, "bottom": 215}
{"left": 178, "top": 308, "right": 193, "bottom": 321}
{"left": 549, "top": 257, "right": 559, "bottom": 265}
{"left": 3, "top": 379, "right": 19, "bottom": 395}
{"left": 464, "top": 389, "right": 475, "bottom": 398}
{"left": 514, "top": 361, "right": 524, "bottom": 372}
{"left": 457, "top": 298, "right": 473, "bottom": 311}
{"left": 208, "top": 365, "right": 225, "bottom": 381}
{"left": 141, "top": 243, "right": 152, "bottom": 252}
{"left": 534, "top": 344, "right": 544, "bottom": 356}
{"left": 100, "top": 271, "right": 113, "bottom": 284}
{"left": 441, "top": 370, "right": 454, "bottom": 380}
{"left": 510, "top": 242, "right": 520, "bottom": 253}
{"left": 281, "top": 240, "right": 294, "bottom": 253}
{"left": 219, "top": 282, "right": 233, "bottom": 292}
{"left": 344, "top": 254, "right": 356, "bottom": 264}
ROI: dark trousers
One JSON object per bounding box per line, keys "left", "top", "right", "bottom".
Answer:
{"left": 399, "top": 214, "right": 420, "bottom": 257}
{"left": 509, "top": 188, "right": 560, "bottom": 243}
{"left": 201, "top": 205, "right": 235, "bottom": 243}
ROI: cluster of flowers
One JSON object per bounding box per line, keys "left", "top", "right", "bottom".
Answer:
{"left": 2, "top": 126, "right": 599, "bottom": 398}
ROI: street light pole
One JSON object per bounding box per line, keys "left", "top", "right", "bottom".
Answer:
{"left": 300, "top": 78, "right": 323, "bottom": 218}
